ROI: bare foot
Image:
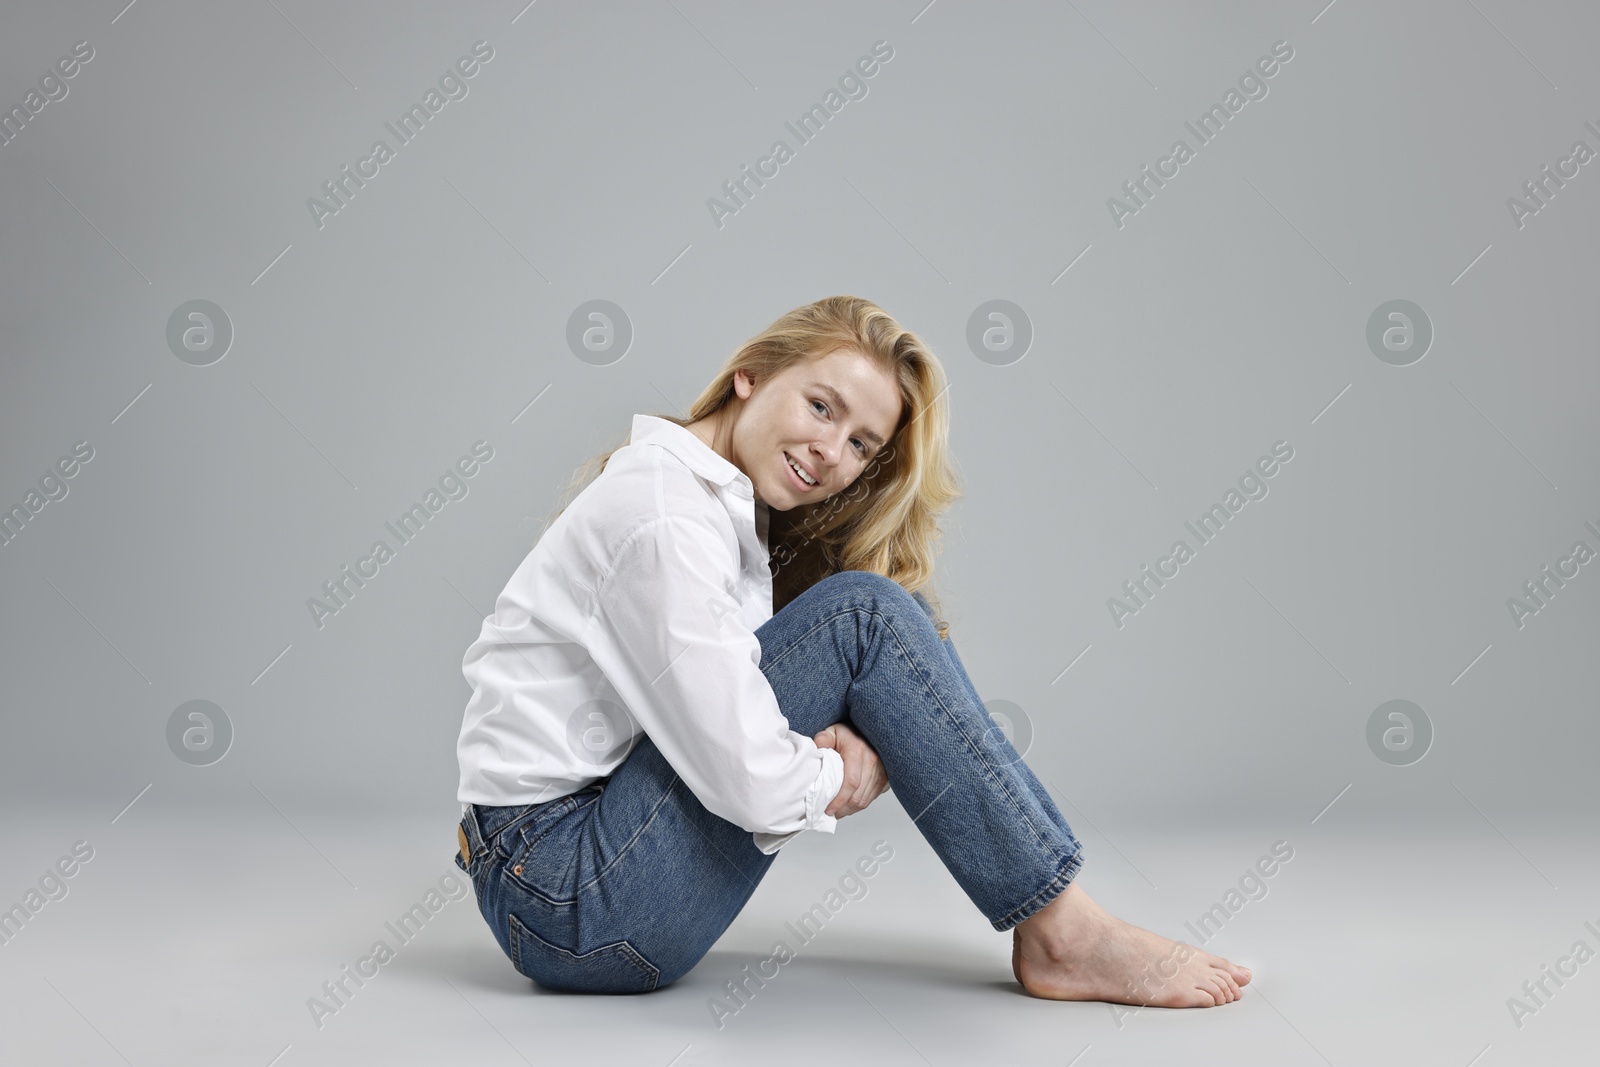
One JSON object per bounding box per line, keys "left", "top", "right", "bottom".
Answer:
{"left": 1012, "top": 882, "right": 1252, "bottom": 1008}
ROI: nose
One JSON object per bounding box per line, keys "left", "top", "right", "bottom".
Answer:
{"left": 809, "top": 434, "right": 842, "bottom": 470}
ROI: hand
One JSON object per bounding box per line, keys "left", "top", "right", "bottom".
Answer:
{"left": 813, "top": 721, "right": 891, "bottom": 819}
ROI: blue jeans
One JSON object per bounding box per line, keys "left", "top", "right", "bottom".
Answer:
{"left": 455, "top": 569, "right": 1084, "bottom": 993}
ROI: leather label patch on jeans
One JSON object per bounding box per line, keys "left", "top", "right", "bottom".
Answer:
{"left": 458, "top": 824, "right": 472, "bottom": 867}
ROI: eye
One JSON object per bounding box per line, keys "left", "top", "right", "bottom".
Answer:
{"left": 811, "top": 398, "right": 869, "bottom": 458}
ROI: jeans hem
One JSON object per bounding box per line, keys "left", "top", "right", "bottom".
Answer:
{"left": 989, "top": 846, "right": 1085, "bottom": 932}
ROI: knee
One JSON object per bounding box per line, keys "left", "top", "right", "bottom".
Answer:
{"left": 820, "top": 569, "right": 912, "bottom": 607}
{"left": 820, "top": 570, "right": 934, "bottom": 624}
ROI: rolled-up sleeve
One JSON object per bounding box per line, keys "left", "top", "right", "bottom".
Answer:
{"left": 585, "top": 515, "right": 843, "bottom": 854}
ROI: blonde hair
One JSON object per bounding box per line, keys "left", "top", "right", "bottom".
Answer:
{"left": 543, "top": 295, "right": 961, "bottom": 638}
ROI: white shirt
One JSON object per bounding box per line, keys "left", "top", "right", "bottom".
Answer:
{"left": 456, "top": 414, "right": 844, "bottom": 854}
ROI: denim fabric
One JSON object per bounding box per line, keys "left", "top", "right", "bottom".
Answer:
{"left": 455, "top": 569, "right": 1084, "bottom": 993}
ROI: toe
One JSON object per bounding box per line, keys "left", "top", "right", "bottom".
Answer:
{"left": 1219, "top": 970, "right": 1241, "bottom": 1002}
{"left": 1208, "top": 953, "right": 1252, "bottom": 987}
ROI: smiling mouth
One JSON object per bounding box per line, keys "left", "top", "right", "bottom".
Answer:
{"left": 784, "top": 451, "right": 818, "bottom": 489}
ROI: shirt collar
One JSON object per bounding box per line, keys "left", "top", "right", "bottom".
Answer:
{"left": 630, "top": 414, "right": 755, "bottom": 500}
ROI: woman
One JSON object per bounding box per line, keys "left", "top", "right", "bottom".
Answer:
{"left": 453, "top": 295, "right": 1251, "bottom": 1007}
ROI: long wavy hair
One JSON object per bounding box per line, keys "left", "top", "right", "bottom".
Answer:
{"left": 542, "top": 295, "right": 961, "bottom": 638}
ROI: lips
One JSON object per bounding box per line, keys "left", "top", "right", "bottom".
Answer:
{"left": 783, "top": 451, "right": 818, "bottom": 490}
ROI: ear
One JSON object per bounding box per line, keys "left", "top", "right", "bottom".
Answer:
{"left": 733, "top": 369, "right": 756, "bottom": 399}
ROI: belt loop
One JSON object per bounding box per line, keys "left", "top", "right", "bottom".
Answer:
{"left": 460, "top": 804, "right": 489, "bottom": 862}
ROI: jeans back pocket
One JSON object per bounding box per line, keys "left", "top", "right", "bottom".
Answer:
{"left": 507, "top": 912, "right": 659, "bottom": 993}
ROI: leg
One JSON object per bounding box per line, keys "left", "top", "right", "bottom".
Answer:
{"left": 910, "top": 588, "right": 1030, "bottom": 773}
{"left": 461, "top": 568, "right": 1249, "bottom": 1004}
{"left": 461, "top": 739, "right": 781, "bottom": 993}
{"left": 774, "top": 572, "right": 1255, "bottom": 1008}
{"left": 462, "top": 567, "right": 1076, "bottom": 993}
{"left": 757, "top": 570, "right": 1086, "bottom": 930}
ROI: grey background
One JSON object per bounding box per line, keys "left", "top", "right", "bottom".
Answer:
{"left": 3, "top": 2, "right": 1597, "bottom": 1064}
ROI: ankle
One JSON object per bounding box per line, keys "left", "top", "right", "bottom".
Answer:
{"left": 1016, "top": 882, "right": 1103, "bottom": 957}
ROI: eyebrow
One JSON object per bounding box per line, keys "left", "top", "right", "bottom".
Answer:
{"left": 812, "top": 382, "right": 887, "bottom": 450}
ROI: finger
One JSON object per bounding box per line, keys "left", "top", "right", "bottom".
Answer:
{"left": 832, "top": 774, "right": 861, "bottom": 817}
{"left": 848, "top": 761, "right": 872, "bottom": 800}
{"left": 856, "top": 765, "right": 886, "bottom": 808}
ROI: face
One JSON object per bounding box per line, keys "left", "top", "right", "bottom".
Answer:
{"left": 717, "top": 347, "right": 902, "bottom": 511}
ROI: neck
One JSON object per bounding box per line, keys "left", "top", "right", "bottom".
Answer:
{"left": 689, "top": 405, "right": 738, "bottom": 466}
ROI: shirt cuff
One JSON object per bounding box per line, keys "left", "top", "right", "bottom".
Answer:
{"left": 751, "top": 745, "right": 844, "bottom": 855}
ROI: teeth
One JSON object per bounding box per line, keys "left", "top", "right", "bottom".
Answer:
{"left": 787, "top": 455, "right": 816, "bottom": 485}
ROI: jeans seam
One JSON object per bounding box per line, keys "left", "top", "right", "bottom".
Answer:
{"left": 501, "top": 797, "right": 604, "bottom": 905}
{"left": 502, "top": 797, "right": 578, "bottom": 875}
{"left": 783, "top": 599, "right": 1058, "bottom": 856}
{"left": 575, "top": 772, "right": 677, "bottom": 894}
{"left": 519, "top": 796, "right": 579, "bottom": 845}
{"left": 508, "top": 912, "right": 661, "bottom": 990}
{"left": 991, "top": 845, "right": 1085, "bottom": 931}
{"left": 477, "top": 801, "right": 542, "bottom": 852}
{"left": 881, "top": 607, "right": 1059, "bottom": 852}
{"left": 762, "top": 606, "right": 867, "bottom": 672}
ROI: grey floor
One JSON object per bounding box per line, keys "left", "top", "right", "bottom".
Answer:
{"left": 4, "top": 800, "right": 1595, "bottom": 1066}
